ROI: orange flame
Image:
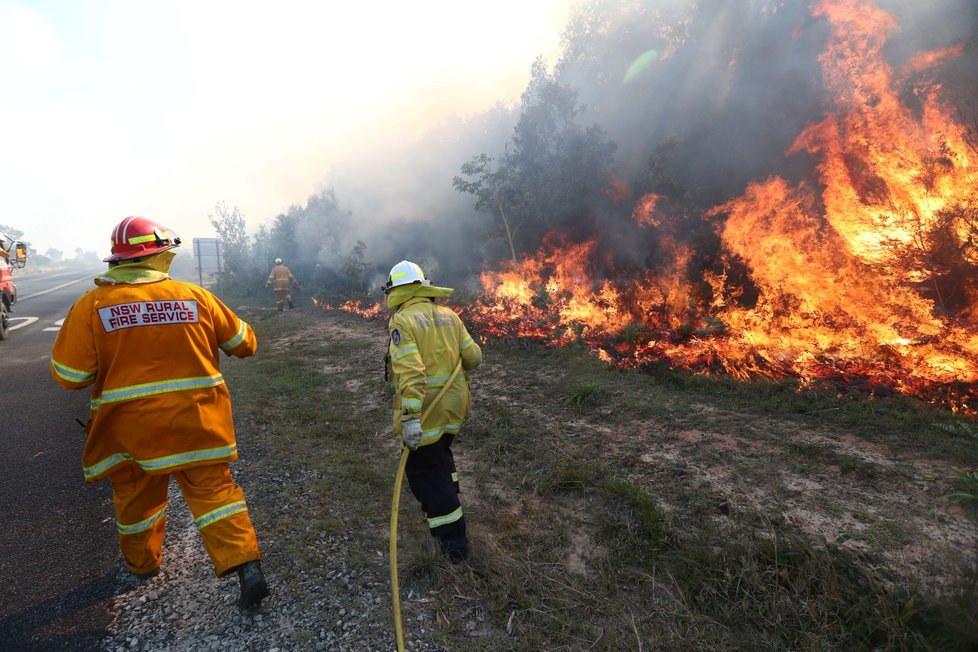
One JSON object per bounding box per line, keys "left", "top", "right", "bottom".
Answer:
{"left": 461, "top": 0, "right": 977, "bottom": 417}
{"left": 704, "top": 0, "right": 977, "bottom": 413}
{"left": 314, "top": 298, "right": 386, "bottom": 320}
{"left": 633, "top": 193, "right": 664, "bottom": 227}
{"left": 317, "top": 0, "right": 977, "bottom": 417}
{"left": 605, "top": 177, "right": 630, "bottom": 206}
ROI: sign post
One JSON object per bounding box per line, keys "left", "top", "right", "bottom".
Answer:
{"left": 192, "top": 238, "right": 224, "bottom": 293}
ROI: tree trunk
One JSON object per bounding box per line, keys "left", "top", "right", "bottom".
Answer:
{"left": 496, "top": 196, "right": 518, "bottom": 266}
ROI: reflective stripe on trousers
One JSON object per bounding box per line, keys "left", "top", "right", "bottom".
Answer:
{"left": 405, "top": 433, "right": 467, "bottom": 549}
{"left": 108, "top": 463, "right": 260, "bottom": 577}
{"left": 117, "top": 505, "right": 167, "bottom": 535}
{"left": 84, "top": 444, "right": 237, "bottom": 481}
{"left": 427, "top": 505, "right": 463, "bottom": 529}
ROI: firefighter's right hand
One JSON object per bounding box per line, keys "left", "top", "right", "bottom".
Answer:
{"left": 401, "top": 418, "right": 422, "bottom": 450}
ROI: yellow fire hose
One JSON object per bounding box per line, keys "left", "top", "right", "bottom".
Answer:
{"left": 390, "top": 360, "right": 463, "bottom": 652}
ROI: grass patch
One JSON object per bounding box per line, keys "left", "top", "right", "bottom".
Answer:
{"left": 497, "top": 339, "right": 978, "bottom": 466}
{"left": 949, "top": 471, "right": 978, "bottom": 507}
{"left": 597, "top": 478, "right": 666, "bottom": 565}
{"left": 628, "top": 358, "right": 978, "bottom": 465}
{"left": 838, "top": 453, "right": 881, "bottom": 479}
{"left": 783, "top": 442, "right": 882, "bottom": 480}
{"left": 561, "top": 381, "right": 601, "bottom": 413}
{"left": 784, "top": 440, "right": 824, "bottom": 459}
{"left": 465, "top": 404, "right": 527, "bottom": 461}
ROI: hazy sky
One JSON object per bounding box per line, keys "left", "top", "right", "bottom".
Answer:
{"left": 0, "top": 0, "right": 570, "bottom": 258}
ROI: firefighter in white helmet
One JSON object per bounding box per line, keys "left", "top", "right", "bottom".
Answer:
{"left": 50, "top": 216, "right": 269, "bottom": 608}
{"left": 384, "top": 260, "right": 482, "bottom": 562}
{"left": 266, "top": 258, "right": 298, "bottom": 311}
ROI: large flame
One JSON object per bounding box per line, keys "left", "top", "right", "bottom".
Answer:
{"left": 465, "top": 0, "right": 977, "bottom": 416}
{"left": 329, "top": 0, "right": 976, "bottom": 416}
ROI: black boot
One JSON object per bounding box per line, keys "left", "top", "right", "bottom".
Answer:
{"left": 133, "top": 567, "right": 160, "bottom": 581}
{"left": 236, "top": 560, "right": 269, "bottom": 608}
{"left": 442, "top": 540, "right": 468, "bottom": 564}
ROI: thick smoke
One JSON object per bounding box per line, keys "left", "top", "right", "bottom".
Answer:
{"left": 257, "top": 106, "right": 517, "bottom": 296}
{"left": 326, "top": 106, "right": 517, "bottom": 290}
{"left": 247, "top": 0, "right": 977, "bottom": 299}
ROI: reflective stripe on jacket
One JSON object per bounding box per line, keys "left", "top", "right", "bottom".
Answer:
{"left": 267, "top": 264, "right": 294, "bottom": 290}
{"left": 50, "top": 278, "right": 257, "bottom": 482}
{"left": 388, "top": 297, "right": 482, "bottom": 447}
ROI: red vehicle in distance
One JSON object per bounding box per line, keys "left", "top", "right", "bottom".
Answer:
{"left": 0, "top": 235, "right": 27, "bottom": 340}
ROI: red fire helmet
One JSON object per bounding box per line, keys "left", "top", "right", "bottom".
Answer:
{"left": 104, "top": 216, "right": 181, "bottom": 262}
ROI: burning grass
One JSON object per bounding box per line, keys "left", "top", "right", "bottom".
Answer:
{"left": 326, "top": 278, "right": 978, "bottom": 420}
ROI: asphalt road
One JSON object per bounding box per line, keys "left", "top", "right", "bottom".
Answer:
{"left": 0, "top": 266, "right": 119, "bottom": 651}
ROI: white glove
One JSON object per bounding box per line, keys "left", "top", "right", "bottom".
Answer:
{"left": 401, "top": 418, "right": 422, "bottom": 450}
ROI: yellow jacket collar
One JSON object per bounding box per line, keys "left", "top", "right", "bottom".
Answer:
{"left": 386, "top": 283, "right": 453, "bottom": 309}
{"left": 95, "top": 250, "right": 175, "bottom": 286}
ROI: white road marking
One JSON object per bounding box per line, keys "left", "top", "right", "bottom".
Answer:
{"left": 19, "top": 273, "right": 96, "bottom": 301}
{"left": 8, "top": 316, "right": 39, "bottom": 330}
{"left": 44, "top": 318, "right": 65, "bottom": 332}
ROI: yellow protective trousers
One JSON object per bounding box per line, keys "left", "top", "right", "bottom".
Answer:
{"left": 108, "top": 463, "right": 261, "bottom": 577}
{"left": 273, "top": 289, "right": 292, "bottom": 310}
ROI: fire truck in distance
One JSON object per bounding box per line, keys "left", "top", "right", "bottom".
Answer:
{"left": 0, "top": 233, "right": 28, "bottom": 340}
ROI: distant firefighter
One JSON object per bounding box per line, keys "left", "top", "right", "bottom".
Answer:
{"left": 266, "top": 258, "right": 298, "bottom": 311}
{"left": 50, "top": 216, "right": 269, "bottom": 608}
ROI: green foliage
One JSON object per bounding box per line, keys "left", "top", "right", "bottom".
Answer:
{"left": 339, "top": 240, "right": 370, "bottom": 297}
{"left": 619, "top": 321, "right": 646, "bottom": 344}
{"left": 562, "top": 382, "right": 600, "bottom": 412}
{"left": 453, "top": 153, "right": 519, "bottom": 263}
{"left": 208, "top": 202, "right": 250, "bottom": 278}
{"left": 259, "top": 190, "right": 349, "bottom": 290}
{"left": 467, "top": 404, "right": 525, "bottom": 460}
{"left": 949, "top": 471, "right": 978, "bottom": 506}
{"left": 204, "top": 189, "right": 365, "bottom": 300}
{"left": 934, "top": 420, "right": 978, "bottom": 439}
{"left": 454, "top": 58, "right": 617, "bottom": 262}
{"left": 539, "top": 458, "right": 608, "bottom": 493}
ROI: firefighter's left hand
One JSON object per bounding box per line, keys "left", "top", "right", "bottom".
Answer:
{"left": 402, "top": 418, "right": 422, "bottom": 450}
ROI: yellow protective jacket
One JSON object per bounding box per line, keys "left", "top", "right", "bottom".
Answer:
{"left": 50, "top": 277, "right": 257, "bottom": 482}
{"left": 267, "top": 264, "right": 295, "bottom": 290}
{"left": 388, "top": 296, "right": 482, "bottom": 447}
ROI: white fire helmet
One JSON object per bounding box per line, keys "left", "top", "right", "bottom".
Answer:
{"left": 275, "top": 258, "right": 283, "bottom": 264}
{"left": 384, "top": 260, "right": 430, "bottom": 294}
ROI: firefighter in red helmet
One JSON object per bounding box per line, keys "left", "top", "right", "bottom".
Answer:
{"left": 50, "top": 216, "right": 269, "bottom": 608}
